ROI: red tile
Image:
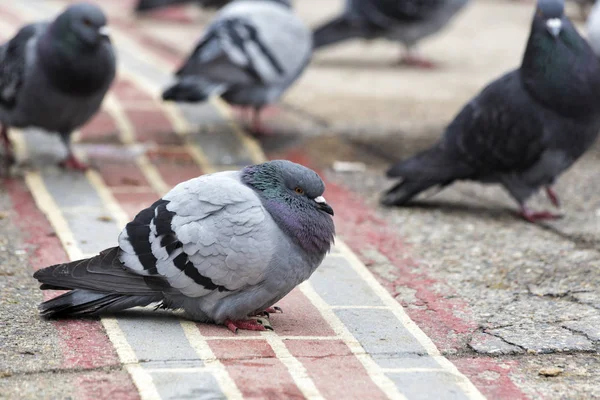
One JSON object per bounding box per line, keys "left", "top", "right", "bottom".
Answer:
{"left": 197, "top": 321, "right": 262, "bottom": 338}
{"left": 113, "top": 192, "right": 160, "bottom": 220}
{"left": 92, "top": 160, "right": 151, "bottom": 188}
{"left": 271, "top": 289, "right": 336, "bottom": 337}
{"left": 147, "top": 149, "right": 202, "bottom": 188}
{"left": 286, "top": 340, "right": 388, "bottom": 400}
{"left": 126, "top": 109, "right": 182, "bottom": 145}
{"left": 210, "top": 340, "right": 304, "bottom": 400}
{"left": 112, "top": 79, "right": 154, "bottom": 103}
{"left": 76, "top": 370, "right": 140, "bottom": 400}
{"left": 79, "top": 111, "right": 120, "bottom": 143}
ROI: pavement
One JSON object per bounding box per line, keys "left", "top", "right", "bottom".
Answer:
{"left": 0, "top": 0, "right": 599, "bottom": 399}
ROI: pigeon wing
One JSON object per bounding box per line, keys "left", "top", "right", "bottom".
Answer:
{"left": 118, "top": 172, "right": 276, "bottom": 298}
{"left": 0, "top": 22, "right": 45, "bottom": 109}
{"left": 443, "top": 71, "right": 548, "bottom": 175}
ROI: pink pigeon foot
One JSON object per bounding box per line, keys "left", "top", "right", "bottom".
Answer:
{"left": 251, "top": 306, "right": 283, "bottom": 317}
{"left": 398, "top": 54, "right": 438, "bottom": 69}
{"left": 224, "top": 318, "right": 272, "bottom": 334}
{"left": 519, "top": 207, "right": 563, "bottom": 223}
{"left": 59, "top": 153, "right": 89, "bottom": 171}
{"left": 545, "top": 186, "right": 560, "bottom": 208}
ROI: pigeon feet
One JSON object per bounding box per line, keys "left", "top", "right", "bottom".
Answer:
{"left": 59, "top": 154, "right": 88, "bottom": 171}
{"left": 251, "top": 306, "right": 283, "bottom": 317}
{"left": 398, "top": 54, "right": 438, "bottom": 69}
{"left": 545, "top": 186, "right": 560, "bottom": 208}
{"left": 519, "top": 207, "right": 563, "bottom": 223}
{"left": 224, "top": 318, "right": 273, "bottom": 334}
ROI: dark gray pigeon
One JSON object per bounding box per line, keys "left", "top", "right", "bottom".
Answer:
{"left": 34, "top": 160, "right": 335, "bottom": 333}
{"left": 312, "top": 0, "right": 469, "bottom": 68}
{"left": 161, "top": 0, "right": 312, "bottom": 134}
{"left": 0, "top": 3, "right": 115, "bottom": 170}
{"left": 135, "top": 0, "right": 231, "bottom": 14}
{"left": 382, "top": 0, "right": 600, "bottom": 222}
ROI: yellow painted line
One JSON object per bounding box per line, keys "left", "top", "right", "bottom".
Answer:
{"left": 8, "top": 129, "right": 28, "bottom": 164}
{"left": 381, "top": 367, "right": 468, "bottom": 378}
{"left": 104, "top": 93, "right": 136, "bottom": 145}
{"left": 24, "top": 172, "right": 85, "bottom": 261}
{"left": 299, "top": 282, "right": 407, "bottom": 400}
{"left": 334, "top": 241, "right": 486, "bottom": 400}
{"left": 262, "top": 331, "right": 325, "bottom": 400}
{"left": 329, "top": 305, "right": 391, "bottom": 310}
{"left": 86, "top": 170, "right": 131, "bottom": 229}
{"left": 180, "top": 320, "right": 244, "bottom": 400}
{"left": 210, "top": 98, "right": 267, "bottom": 165}
{"left": 135, "top": 154, "right": 171, "bottom": 196}
{"left": 201, "top": 335, "right": 342, "bottom": 341}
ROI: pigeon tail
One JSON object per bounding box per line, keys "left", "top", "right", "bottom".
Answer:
{"left": 382, "top": 145, "right": 472, "bottom": 206}
{"left": 34, "top": 246, "right": 174, "bottom": 318}
{"left": 313, "top": 16, "right": 369, "bottom": 49}
{"left": 162, "top": 78, "right": 226, "bottom": 103}
{"left": 38, "top": 289, "right": 162, "bottom": 318}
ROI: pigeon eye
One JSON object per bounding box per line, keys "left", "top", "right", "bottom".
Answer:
{"left": 83, "top": 18, "right": 92, "bottom": 27}
{"left": 294, "top": 187, "right": 304, "bottom": 195}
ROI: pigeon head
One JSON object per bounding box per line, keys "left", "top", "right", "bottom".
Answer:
{"left": 52, "top": 3, "right": 110, "bottom": 49}
{"left": 522, "top": 0, "right": 600, "bottom": 117}
{"left": 534, "top": 0, "right": 565, "bottom": 38}
{"left": 242, "top": 160, "right": 335, "bottom": 254}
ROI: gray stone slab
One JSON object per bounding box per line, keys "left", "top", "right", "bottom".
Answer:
{"left": 310, "top": 255, "right": 384, "bottom": 307}
{"left": 61, "top": 209, "right": 122, "bottom": 254}
{"left": 150, "top": 370, "right": 225, "bottom": 400}
{"left": 562, "top": 316, "right": 600, "bottom": 342}
{"left": 334, "top": 308, "right": 427, "bottom": 357}
{"left": 488, "top": 323, "right": 594, "bottom": 354}
{"left": 117, "top": 310, "right": 204, "bottom": 364}
{"left": 372, "top": 354, "right": 442, "bottom": 369}
{"left": 41, "top": 170, "right": 105, "bottom": 209}
{"left": 386, "top": 371, "right": 471, "bottom": 400}
{"left": 469, "top": 331, "right": 525, "bottom": 355}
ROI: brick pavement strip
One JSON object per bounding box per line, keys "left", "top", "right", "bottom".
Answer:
{"left": 2, "top": 1, "right": 484, "bottom": 399}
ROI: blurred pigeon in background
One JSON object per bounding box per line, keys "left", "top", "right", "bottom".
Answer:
{"left": 312, "top": 0, "right": 469, "bottom": 68}
{"left": 587, "top": 0, "right": 600, "bottom": 55}
{"left": 161, "top": 0, "right": 312, "bottom": 134}
{"left": 0, "top": 3, "right": 115, "bottom": 170}
{"left": 134, "top": 0, "right": 231, "bottom": 14}
{"left": 34, "top": 160, "right": 335, "bottom": 333}
{"left": 382, "top": 0, "right": 600, "bottom": 222}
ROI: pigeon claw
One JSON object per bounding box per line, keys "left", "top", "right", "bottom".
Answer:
{"left": 519, "top": 207, "right": 563, "bottom": 223}
{"left": 264, "top": 306, "right": 283, "bottom": 314}
{"left": 399, "top": 54, "right": 438, "bottom": 70}
{"left": 224, "top": 318, "right": 272, "bottom": 334}
{"left": 59, "top": 154, "right": 89, "bottom": 171}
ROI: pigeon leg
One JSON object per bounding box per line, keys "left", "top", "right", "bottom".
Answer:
{"left": 1, "top": 125, "right": 15, "bottom": 165}
{"left": 519, "top": 206, "right": 563, "bottom": 223}
{"left": 545, "top": 186, "right": 560, "bottom": 208}
{"left": 224, "top": 318, "right": 272, "bottom": 333}
{"left": 59, "top": 137, "right": 88, "bottom": 171}
{"left": 399, "top": 46, "right": 438, "bottom": 69}
{"left": 251, "top": 106, "right": 264, "bottom": 135}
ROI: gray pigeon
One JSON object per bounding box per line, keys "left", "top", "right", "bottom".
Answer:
{"left": 135, "top": 0, "right": 231, "bottom": 13}
{"left": 34, "top": 160, "right": 335, "bottom": 333}
{"left": 161, "top": 0, "right": 312, "bottom": 134}
{"left": 382, "top": 0, "right": 600, "bottom": 222}
{"left": 312, "top": 0, "right": 469, "bottom": 68}
{"left": 0, "top": 3, "right": 116, "bottom": 170}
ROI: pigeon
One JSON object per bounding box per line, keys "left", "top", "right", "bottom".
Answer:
{"left": 587, "top": 0, "right": 600, "bottom": 55}
{"left": 312, "top": 0, "right": 469, "bottom": 68}
{"left": 0, "top": 3, "right": 116, "bottom": 170}
{"left": 382, "top": 0, "right": 600, "bottom": 223}
{"left": 161, "top": 0, "right": 312, "bottom": 134}
{"left": 134, "top": 0, "right": 231, "bottom": 14}
{"left": 33, "top": 160, "right": 335, "bottom": 333}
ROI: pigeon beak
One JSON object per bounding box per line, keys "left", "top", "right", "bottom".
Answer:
{"left": 546, "top": 18, "right": 562, "bottom": 38}
{"left": 314, "top": 196, "right": 334, "bottom": 216}
{"left": 98, "top": 25, "right": 111, "bottom": 38}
